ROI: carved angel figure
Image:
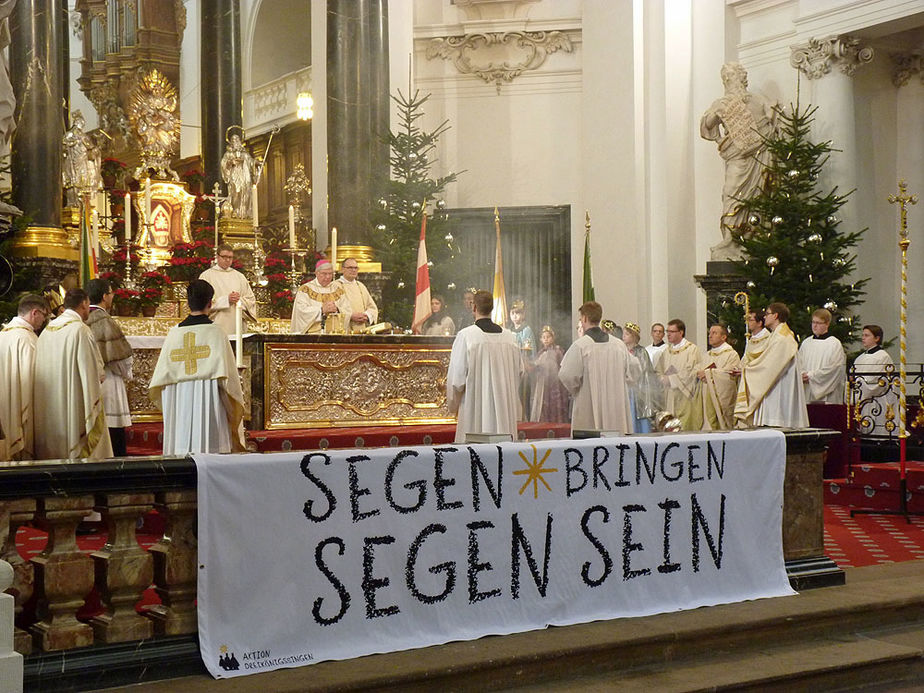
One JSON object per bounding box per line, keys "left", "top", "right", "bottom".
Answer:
{"left": 128, "top": 69, "right": 181, "bottom": 179}
{"left": 62, "top": 110, "right": 102, "bottom": 207}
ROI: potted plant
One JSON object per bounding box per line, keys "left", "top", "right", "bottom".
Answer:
{"left": 182, "top": 168, "right": 206, "bottom": 195}
{"left": 138, "top": 270, "right": 170, "bottom": 317}
{"left": 270, "top": 288, "right": 295, "bottom": 320}
{"left": 166, "top": 240, "right": 215, "bottom": 282}
{"left": 113, "top": 288, "right": 141, "bottom": 317}
{"left": 101, "top": 158, "right": 127, "bottom": 189}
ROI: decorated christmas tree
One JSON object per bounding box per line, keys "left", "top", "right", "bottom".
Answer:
{"left": 716, "top": 103, "right": 868, "bottom": 350}
{"left": 370, "top": 90, "right": 467, "bottom": 329}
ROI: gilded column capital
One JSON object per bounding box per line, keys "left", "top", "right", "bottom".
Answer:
{"left": 891, "top": 49, "right": 923, "bottom": 87}
{"left": 790, "top": 36, "right": 874, "bottom": 79}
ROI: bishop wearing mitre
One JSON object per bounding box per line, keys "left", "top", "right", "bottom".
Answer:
{"left": 33, "top": 289, "right": 113, "bottom": 460}
{"left": 698, "top": 324, "right": 741, "bottom": 430}
{"left": 0, "top": 294, "right": 47, "bottom": 459}
{"left": 149, "top": 280, "right": 246, "bottom": 454}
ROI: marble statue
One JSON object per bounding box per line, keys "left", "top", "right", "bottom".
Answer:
{"left": 62, "top": 110, "right": 102, "bottom": 207}
{"left": 0, "top": 0, "right": 16, "bottom": 157}
{"left": 220, "top": 129, "right": 257, "bottom": 220}
{"left": 700, "top": 62, "right": 777, "bottom": 261}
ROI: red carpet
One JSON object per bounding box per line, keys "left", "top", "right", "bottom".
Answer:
{"left": 824, "top": 460, "right": 924, "bottom": 513}
{"left": 824, "top": 503, "right": 924, "bottom": 568}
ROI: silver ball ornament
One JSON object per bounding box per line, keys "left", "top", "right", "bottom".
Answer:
{"left": 833, "top": 257, "right": 846, "bottom": 267}
{"left": 436, "top": 199, "right": 447, "bottom": 210}
{"left": 748, "top": 214, "right": 760, "bottom": 225}
{"left": 447, "top": 282, "right": 456, "bottom": 290}
{"left": 411, "top": 201, "right": 421, "bottom": 210}
{"left": 824, "top": 300, "right": 837, "bottom": 312}
{"left": 397, "top": 280, "right": 405, "bottom": 289}
{"left": 787, "top": 169, "right": 800, "bottom": 178}
{"left": 444, "top": 233, "right": 453, "bottom": 242}
{"left": 827, "top": 215, "right": 838, "bottom": 224}
{"left": 376, "top": 224, "right": 386, "bottom": 232}
{"left": 807, "top": 233, "right": 822, "bottom": 243}
{"left": 766, "top": 256, "right": 779, "bottom": 268}
{"left": 746, "top": 281, "right": 756, "bottom": 289}
{"left": 772, "top": 216, "right": 784, "bottom": 225}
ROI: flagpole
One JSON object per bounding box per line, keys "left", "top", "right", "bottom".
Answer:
{"left": 492, "top": 206, "right": 508, "bottom": 326}
{"left": 583, "top": 210, "right": 595, "bottom": 304}
{"left": 411, "top": 199, "right": 432, "bottom": 333}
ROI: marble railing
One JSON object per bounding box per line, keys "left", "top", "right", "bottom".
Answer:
{"left": 1, "top": 428, "right": 842, "bottom": 689}
{"left": 0, "top": 456, "right": 202, "bottom": 690}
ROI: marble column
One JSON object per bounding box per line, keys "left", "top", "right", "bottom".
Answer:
{"left": 9, "top": 0, "right": 66, "bottom": 243}
{"left": 790, "top": 36, "right": 873, "bottom": 218}
{"left": 327, "top": 0, "right": 389, "bottom": 264}
{"left": 200, "top": 0, "right": 242, "bottom": 194}
{"left": 60, "top": 0, "right": 68, "bottom": 124}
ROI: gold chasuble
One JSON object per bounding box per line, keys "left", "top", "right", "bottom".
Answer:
{"left": 701, "top": 342, "right": 741, "bottom": 430}
{"left": 149, "top": 321, "right": 245, "bottom": 454}
{"left": 657, "top": 339, "right": 703, "bottom": 431}
{"left": 734, "top": 323, "right": 808, "bottom": 428}
{"left": 290, "top": 279, "right": 351, "bottom": 334}
{"left": 34, "top": 310, "right": 113, "bottom": 460}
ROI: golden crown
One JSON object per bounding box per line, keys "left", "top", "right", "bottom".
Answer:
{"left": 624, "top": 321, "right": 641, "bottom": 335}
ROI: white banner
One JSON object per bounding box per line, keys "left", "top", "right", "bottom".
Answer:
{"left": 196, "top": 430, "right": 793, "bottom": 678}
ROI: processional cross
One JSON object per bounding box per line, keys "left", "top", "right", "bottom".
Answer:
{"left": 171, "top": 331, "right": 211, "bottom": 375}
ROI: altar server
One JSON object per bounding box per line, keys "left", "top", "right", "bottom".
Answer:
{"left": 446, "top": 290, "right": 521, "bottom": 443}
{"left": 291, "top": 259, "right": 352, "bottom": 334}
{"left": 150, "top": 280, "right": 245, "bottom": 454}
{"left": 0, "top": 294, "right": 47, "bottom": 459}
{"left": 698, "top": 324, "right": 741, "bottom": 430}
{"left": 337, "top": 256, "right": 378, "bottom": 333}
{"left": 799, "top": 308, "right": 846, "bottom": 404}
{"left": 559, "top": 301, "right": 634, "bottom": 434}
{"left": 656, "top": 319, "right": 703, "bottom": 431}
{"left": 735, "top": 302, "right": 809, "bottom": 428}
{"left": 853, "top": 324, "right": 897, "bottom": 436}
{"left": 34, "top": 289, "right": 113, "bottom": 460}
{"left": 199, "top": 244, "right": 257, "bottom": 336}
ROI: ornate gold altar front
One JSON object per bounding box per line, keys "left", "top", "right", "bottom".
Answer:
{"left": 121, "top": 327, "right": 456, "bottom": 430}
{"left": 248, "top": 335, "right": 455, "bottom": 430}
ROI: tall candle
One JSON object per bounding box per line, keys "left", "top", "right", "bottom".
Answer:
{"left": 144, "top": 178, "right": 152, "bottom": 221}
{"left": 124, "top": 193, "right": 131, "bottom": 242}
{"left": 252, "top": 184, "right": 259, "bottom": 228}
{"left": 92, "top": 207, "right": 99, "bottom": 252}
{"left": 331, "top": 227, "right": 338, "bottom": 270}
{"left": 288, "top": 205, "right": 296, "bottom": 248}
{"left": 235, "top": 303, "right": 244, "bottom": 369}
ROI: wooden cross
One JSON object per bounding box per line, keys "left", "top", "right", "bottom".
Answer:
{"left": 170, "top": 331, "right": 211, "bottom": 375}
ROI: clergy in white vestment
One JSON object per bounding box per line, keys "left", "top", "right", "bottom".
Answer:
{"left": 199, "top": 244, "right": 257, "bottom": 336}
{"left": 149, "top": 280, "right": 246, "bottom": 455}
{"left": 697, "top": 324, "right": 741, "bottom": 430}
{"left": 645, "top": 322, "right": 668, "bottom": 370}
{"left": 735, "top": 302, "right": 809, "bottom": 428}
{"left": 559, "top": 301, "right": 634, "bottom": 434}
{"left": 853, "top": 324, "right": 898, "bottom": 437}
{"left": 86, "top": 278, "right": 134, "bottom": 457}
{"left": 446, "top": 290, "right": 522, "bottom": 443}
{"left": 656, "top": 319, "right": 704, "bottom": 431}
{"left": 290, "top": 259, "right": 352, "bottom": 334}
{"left": 0, "top": 294, "right": 47, "bottom": 459}
{"left": 799, "top": 308, "right": 846, "bottom": 404}
{"left": 337, "top": 257, "right": 378, "bottom": 333}
{"left": 33, "top": 289, "right": 113, "bottom": 460}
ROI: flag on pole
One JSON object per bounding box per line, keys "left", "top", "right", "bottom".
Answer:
{"left": 79, "top": 195, "right": 99, "bottom": 288}
{"left": 582, "top": 210, "right": 595, "bottom": 303}
{"left": 411, "top": 206, "right": 432, "bottom": 333}
{"left": 491, "top": 206, "right": 508, "bottom": 326}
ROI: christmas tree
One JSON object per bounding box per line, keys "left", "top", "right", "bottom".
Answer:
{"left": 370, "top": 90, "right": 467, "bottom": 329}
{"left": 716, "top": 103, "right": 868, "bottom": 350}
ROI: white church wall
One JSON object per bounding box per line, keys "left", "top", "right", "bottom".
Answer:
{"left": 67, "top": 1, "right": 97, "bottom": 131}
{"left": 179, "top": 0, "right": 200, "bottom": 159}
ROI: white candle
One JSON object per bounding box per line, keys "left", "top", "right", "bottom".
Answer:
{"left": 288, "top": 205, "right": 296, "bottom": 249}
{"left": 92, "top": 206, "right": 99, "bottom": 254}
{"left": 252, "top": 184, "right": 259, "bottom": 228}
{"left": 124, "top": 193, "right": 131, "bottom": 242}
{"left": 235, "top": 303, "right": 243, "bottom": 368}
{"left": 144, "top": 178, "right": 152, "bottom": 222}
{"left": 331, "top": 227, "right": 338, "bottom": 270}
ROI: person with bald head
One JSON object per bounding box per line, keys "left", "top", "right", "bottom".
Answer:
{"left": 290, "top": 258, "right": 352, "bottom": 334}
{"left": 697, "top": 324, "right": 741, "bottom": 430}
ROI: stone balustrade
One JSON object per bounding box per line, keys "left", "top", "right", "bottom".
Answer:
{"left": 0, "top": 429, "right": 842, "bottom": 690}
